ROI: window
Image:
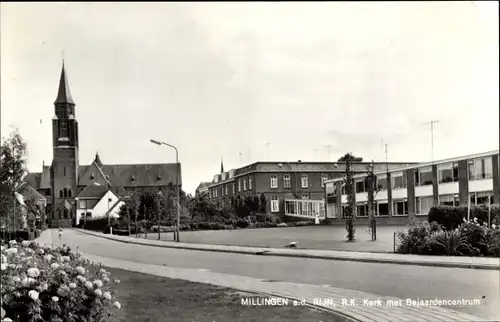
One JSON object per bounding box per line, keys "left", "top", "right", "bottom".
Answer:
{"left": 475, "top": 191, "right": 493, "bottom": 205}
{"left": 377, "top": 174, "right": 388, "bottom": 190}
{"left": 59, "top": 190, "right": 63, "bottom": 198}
{"left": 418, "top": 167, "right": 433, "bottom": 186}
{"left": 79, "top": 200, "right": 86, "bottom": 209}
{"left": 68, "top": 189, "right": 72, "bottom": 198}
{"left": 243, "top": 178, "right": 247, "bottom": 191}
{"left": 249, "top": 177, "right": 252, "bottom": 190}
{"left": 63, "top": 167, "right": 67, "bottom": 176}
{"left": 283, "top": 174, "right": 291, "bottom": 188}
{"left": 232, "top": 182, "right": 235, "bottom": 194}
{"left": 392, "top": 199, "right": 408, "bottom": 216}
{"left": 63, "top": 188, "right": 68, "bottom": 198}
{"left": 439, "top": 194, "right": 455, "bottom": 206}
{"left": 64, "top": 209, "right": 69, "bottom": 219}
{"left": 270, "top": 175, "right": 278, "bottom": 188}
{"left": 438, "top": 162, "right": 458, "bottom": 183}
{"left": 416, "top": 196, "right": 434, "bottom": 215}
{"left": 356, "top": 203, "right": 368, "bottom": 217}
{"left": 238, "top": 179, "right": 242, "bottom": 191}
{"left": 377, "top": 202, "right": 389, "bottom": 216}
{"left": 301, "top": 195, "right": 309, "bottom": 215}
{"left": 391, "top": 171, "right": 407, "bottom": 189}
{"left": 321, "top": 174, "right": 328, "bottom": 187}
{"left": 225, "top": 185, "right": 228, "bottom": 195}
{"left": 86, "top": 212, "right": 91, "bottom": 217}
{"left": 215, "top": 188, "right": 218, "bottom": 198}
{"left": 301, "top": 174, "right": 308, "bottom": 188}
{"left": 469, "top": 157, "right": 493, "bottom": 180}
{"left": 271, "top": 196, "right": 279, "bottom": 212}
{"left": 355, "top": 179, "right": 365, "bottom": 193}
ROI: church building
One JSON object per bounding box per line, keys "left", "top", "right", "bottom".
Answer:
{"left": 24, "top": 64, "right": 182, "bottom": 228}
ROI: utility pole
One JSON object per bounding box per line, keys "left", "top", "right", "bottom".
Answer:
{"left": 385, "top": 144, "right": 389, "bottom": 173}
{"left": 425, "top": 120, "right": 439, "bottom": 164}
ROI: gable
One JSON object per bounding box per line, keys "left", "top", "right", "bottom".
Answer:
{"left": 78, "top": 162, "right": 110, "bottom": 187}
{"left": 77, "top": 183, "right": 109, "bottom": 199}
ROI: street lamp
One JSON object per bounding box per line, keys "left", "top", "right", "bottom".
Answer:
{"left": 150, "top": 139, "right": 180, "bottom": 242}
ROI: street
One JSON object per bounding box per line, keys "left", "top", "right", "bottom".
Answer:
{"left": 39, "top": 229, "right": 500, "bottom": 321}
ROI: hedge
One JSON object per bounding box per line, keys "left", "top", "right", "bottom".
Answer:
{"left": 428, "top": 205, "right": 500, "bottom": 230}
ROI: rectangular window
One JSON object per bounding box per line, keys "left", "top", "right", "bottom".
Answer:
{"left": 377, "top": 202, "right": 389, "bottom": 216}
{"left": 476, "top": 191, "right": 493, "bottom": 205}
{"left": 416, "top": 196, "right": 434, "bottom": 215}
{"left": 243, "top": 178, "right": 247, "bottom": 191}
{"left": 391, "top": 171, "right": 407, "bottom": 189}
{"left": 377, "top": 174, "right": 388, "bottom": 190}
{"left": 356, "top": 203, "right": 368, "bottom": 217}
{"left": 238, "top": 179, "right": 241, "bottom": 192}
{"left": 439, "top": 194, "right": 454, "bottom": 206}
{"left": 392, "top": 199, "right": 408, "bottom": 216}
{"left": 271, "top": 196, "right": 279, "bottom": 212}
{"left": 469, "top": 157, "right": 493, "bottom": 180}
{"left": 225, "top": 185, "right": 228, "bottom": 195}
{"left": 79, "top": 200, "right": 86, "bottom": 209}
{"left": 321, "top": 174, "right": 328, "bottom": 187}
{"left": 63, "top": 167, "right": 67, "bottom": 176}
{"left": 232, "top": 182, "right": 235, "bottom": 194}
{"left": 270, "top": 175, "right": 278, "bottom": 188}
{"left": 249, "top": 177, "right": 252, "bottom": 190}
{"left": 283, "top": 174, "right": 291, "bottom": 188}
{"left": 355, "top": 179, "right": 365, "bottom": 193}
{"left": 418, "top": 167, "right": 433, "bottom": 186}
{"left": 301, "top": 174, "right": 309, "bottom": 188}
{"left": 438, "top": 162, "right": 458, "bottom": 183}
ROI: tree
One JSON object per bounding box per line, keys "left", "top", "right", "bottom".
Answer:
{"left": 0, "top": 131, "right": 28, "bottom": 234}
{"left": 338, "top": 153, "right": 363, "bottom": 162}
{"left": 365, "top": 161, "right": 379, "bottom": 241}
{"left": 343, "top": 153, "right": 356, "bottom": 241}
{"left": 259, "top": 193, "right": 267, "bottom": 213}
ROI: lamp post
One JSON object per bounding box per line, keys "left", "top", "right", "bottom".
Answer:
{"left": 150, "top": 139, "right": 181, "bottom": 242}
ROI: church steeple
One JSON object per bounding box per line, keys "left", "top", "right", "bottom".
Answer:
{"left": 54, "top": 62, "right": 74, "bottom": 105}
{"left": 220, "top": 158, "right": 224, "bottom": 174}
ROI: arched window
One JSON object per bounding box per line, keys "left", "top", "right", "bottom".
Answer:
{"left": 59, "top": 190, "right": 63, "bottom": 198}
{"left": 63, "top": 188, "right": 68, "bottom": 198}
{"left": 64, "top": 209, "right": 68, "bottom": 219}
{"left": 68, "top": 189, "right": 72, "bottom": 198}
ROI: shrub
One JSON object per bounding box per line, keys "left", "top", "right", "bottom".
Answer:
{"left": 396, "top": 221, "right": 434, "bottom": 254}
{"left": 236, "top": 219, "right": 249, "bottom": 229}
{"left": 428, "top": 205, "right": 499, "bottom": 230}
{"left": 427, "top": 230, "right": 477, "bottom": 256}
{"left": 486, "top": 229, "right": 500, "bottom": 257}
{"left": 0, "top": 240, "right": 121, "bottom": 322}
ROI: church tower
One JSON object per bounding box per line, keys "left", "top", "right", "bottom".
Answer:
{"left": 50, "top": 62, "right": 80, "bottom": 227}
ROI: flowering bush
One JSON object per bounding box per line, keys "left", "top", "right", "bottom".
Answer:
{"left": 397, "top": 218, "right": 500, "bottom": 257}
{"left": 1, "top": 240, "right": 121, "bottom": 322}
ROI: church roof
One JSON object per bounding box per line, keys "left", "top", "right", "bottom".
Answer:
{"left": 24, "top": 166, "right": 51, "bottom": 190}
{"left": 78, "top": 162, "right": 182, "bottom": 188}
{"left": 54, "top": 63, "right": 74, "bottom": 105}
{"left": 77, "top": 183, "right": 109, "bottom": 199}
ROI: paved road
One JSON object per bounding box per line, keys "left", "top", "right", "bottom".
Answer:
{"left": 142, "top": 225, "right": 407, "bottom": 253}
{"left": 41, "top": 229, "right": 499, "bottom": 321}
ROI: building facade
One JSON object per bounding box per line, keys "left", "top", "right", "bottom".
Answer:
{"left": 205, "top": 160, "right": 415, "bottom": 218}
{"left": 324, "top": 150, "right": 500, "bottom": 225}
{"left": 24, "top": 64, "right": 182, "bottom": 228}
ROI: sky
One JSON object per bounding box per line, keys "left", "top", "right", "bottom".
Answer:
{"left": 1, "top": 1, "right": 499, "bottom": 194}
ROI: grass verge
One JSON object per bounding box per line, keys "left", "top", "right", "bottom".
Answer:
{"left": 106, "top": 267, "right": 352, "bottom": 322}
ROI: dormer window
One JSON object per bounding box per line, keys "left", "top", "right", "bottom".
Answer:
{"left": 90, "top": 173, "right": 95, "bottom": 180}
{"left": 131, "top": 175, "right": 135, "bottom": 182}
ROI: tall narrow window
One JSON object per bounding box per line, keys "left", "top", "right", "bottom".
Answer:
{"left": 63, "top": 167, "right": 67, "bottom": 176}
{"left": 63, "top": 188, "right": 68, "bottom": 198}
{"left": 59, "top": 190, "right": 63, "bottom": 198}
{"left": 243, "top": 178, "right": 247, "bottom": 191}
{"left": 249, "top": 176, "right": 253, "bottom": 190}
{"left": 321, "top": 174, "right": 328, "bottom": 187}
{"left": 270, "top": 175, "right": 278, "bottom": 188}
{"left": 301, "top": 174, "right": 308, "bottom": 188}
{"left": 68, "top": 189, "right": 72, "bottom": 198}
{"left": 271, "top": 196, "right": 279, "bottom": 212}
{"left": 283, "top": 174, "right": 291, "bottom": 188}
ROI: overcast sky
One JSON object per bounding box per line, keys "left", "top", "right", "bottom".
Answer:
{"left": 1, "top": 2, "right": 498, "bottom": 194}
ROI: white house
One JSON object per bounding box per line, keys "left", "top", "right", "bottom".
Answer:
{"left": 74, "top": 182, "right": 127, "bottom": 225}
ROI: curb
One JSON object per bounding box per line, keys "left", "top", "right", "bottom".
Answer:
{"left": 74, "top": 229, "right": 500, "bottom": 271}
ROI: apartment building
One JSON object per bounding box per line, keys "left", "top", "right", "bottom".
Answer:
{"left": 205, "top": 160, "right": 415, "bottom": 218}
{"left": 324, "top": 150, "right": 500, "bottom": 225}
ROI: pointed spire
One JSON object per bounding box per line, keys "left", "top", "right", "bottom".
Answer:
{"left": 54, "top": 61, "right": 75, "bottom": 105}
{"left": 220, "top": 158, "right": 224, "bottom": 174}
{"left": 94, "top": 152, "right": 103, "bottom": 168}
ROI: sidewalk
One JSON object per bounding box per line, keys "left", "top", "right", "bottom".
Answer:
{"left": 82, "top": 252, "right": 484, "bottom": 322}
{"left": 75, "top": 229, "right": 500, "bottom": 270}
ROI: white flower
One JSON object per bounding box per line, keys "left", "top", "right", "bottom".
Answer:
{"left": 0, "top": 245, "right": 5, "bottom": 252}
{"left": 28, "top": 290, "right": 39, "bottom": 301}
{"left": 94, "top": 289, "right": 102, "bottom": 297}
{"left": 37, "top": 249, "right": 45, "bottom": 255}
{"left": 19, "top": 252, "right": 25, "bottom": 257}
{"left": 93, "top": 280, "right": 103, "bottom": 288}
{"left": 76, "top": 275, "right": 86, "bottom": 282}
{"left": 103, "top": 277, "right": 110, "bottom": 283}
{"left": 22, "top": 241, "right": 30, "bottom": 247}
{"left": 27, "top": 277, "right": 36, "bottom": 285}
{"left": 84, "top": 281, "right": 93, "bottom": 289}
{"left": 5, "top": 248, "right": 17, "bottom": 255}
{"left": 114, "top": 279, "right": 120, "bottom": 284}
{"left": 50, "top": 263, "right": 59, "bottom": 269}
{"left": 75, "top": 266, "right": 85, "bottom": 275}
{"left": 52, "top": 296, "right": 59, "bottom": 302}
{"left": 113, "top": 301, "right": 121, "bottom": 309}
{"left": 493, "top": 224, "right": 497, "bottom": 230}
{"left": 21, "top": 277, "right": 29, "bottom": 286}
{"left": 103, "top": 291, "right": 112, "bottom": 300}
{"left": 0, "top": 263, "right": 7, "bottom": 271}
{"left": 44, "top": 254, "right": 53, "bottom": 261}
{"left": 27, "top": 268, "right": 40, "bottom": 278}
{"left": 69, "top": 283, "right": 77, "bottom": 289}
{"left": 99, "top": 269, "right": 106, "bottom": 274}
{"left": 9, "top": 240, "right": 17, "bottom": 245}
{"left": 58, "top": 270, "right": 66, "bottom": 276}
{"left": 62, "top": 256, "right": 70, "bottom": 262}
{"left": 12, "top": 276, "right": 21, "bottom": 283}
